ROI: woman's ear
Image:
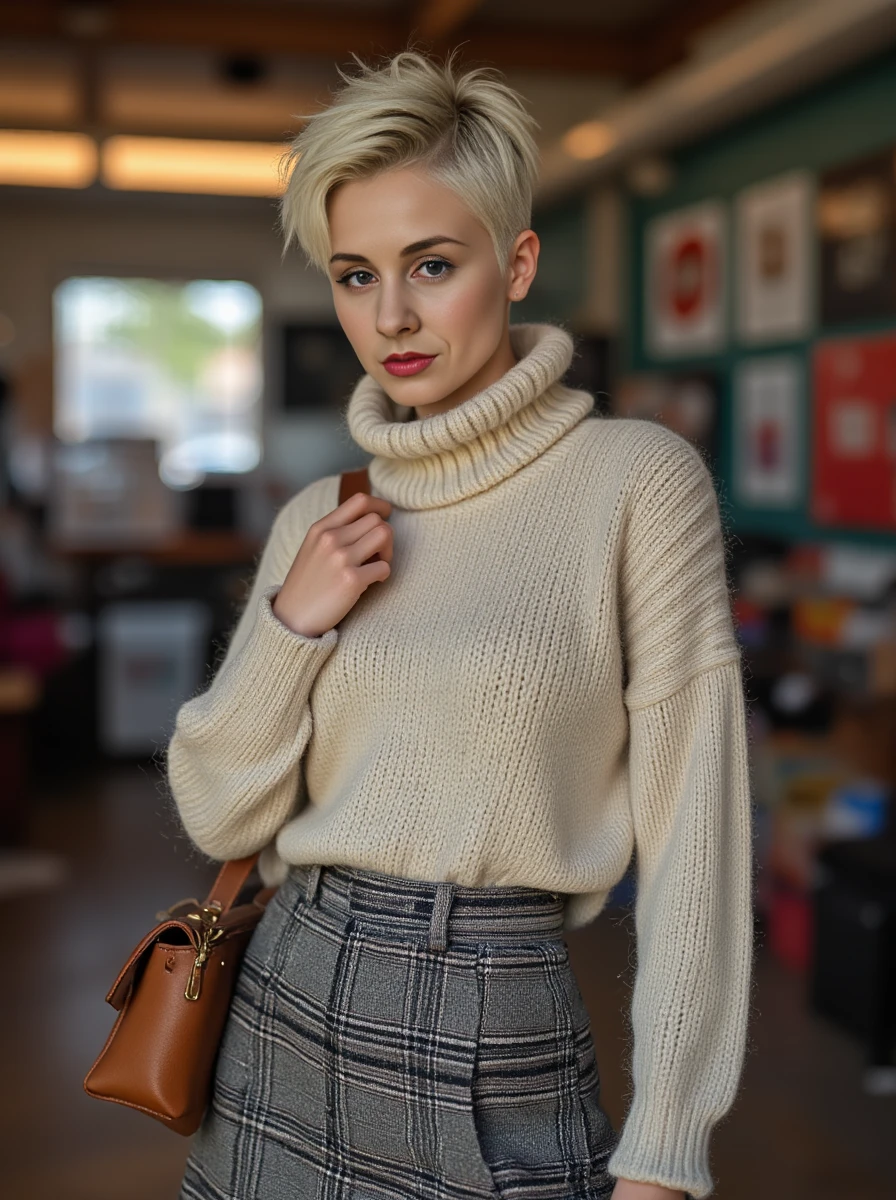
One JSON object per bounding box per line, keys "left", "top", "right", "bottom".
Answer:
{"left": 507, "top": 229, "right": 540, "bottom": 303}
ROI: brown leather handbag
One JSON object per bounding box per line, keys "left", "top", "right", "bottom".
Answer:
{"left": 83, "top": 465, "right": 373, "bottom": 1135}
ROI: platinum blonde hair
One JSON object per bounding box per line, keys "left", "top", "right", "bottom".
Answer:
{"left": 278, "top": 49, "right": 540, "bottom": 272}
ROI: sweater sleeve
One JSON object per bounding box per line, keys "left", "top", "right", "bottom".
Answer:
{"left": 607, "top": 427, "right": 754, "bottom": 1198}
{"left": 164, "top": 486, "right": 339, "bottom": 864}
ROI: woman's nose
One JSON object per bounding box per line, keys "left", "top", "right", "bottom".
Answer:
{"left": 375, "top": 283, "right": 419, "bottom": 339}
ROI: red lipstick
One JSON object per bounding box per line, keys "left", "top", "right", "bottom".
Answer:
{"left": 383, "top": 352, "right": 436, "bottom": 377}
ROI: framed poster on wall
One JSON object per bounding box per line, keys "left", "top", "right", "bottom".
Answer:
{"left": 812, "top": 333, "right": 896, "bottom": 531}
{"left": 735, "top": 171, "right": 813, "bottom": 343}
{"left": 817, "top": 150, "right": 896, "bottom": 326}
{"left": 645, "top": 199, "right": 727, "bottom": 358}
{"left": 733, "top": 356, "right": 803, "bottom": 509}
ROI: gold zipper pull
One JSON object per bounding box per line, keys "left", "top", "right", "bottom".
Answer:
{"left": 183, "top": 904, "right": 225, "bottom": 1001}
{"left": 185, "top": 952, "right": 205, "bottom": 1001}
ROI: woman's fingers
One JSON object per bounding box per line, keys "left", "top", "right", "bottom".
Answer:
{"left": 272, "top": 490, "right": 394, "bottom": 637}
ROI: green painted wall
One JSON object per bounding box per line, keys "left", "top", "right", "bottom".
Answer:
{"left": 628, "top": 44, "right": 896, "bottom": 549}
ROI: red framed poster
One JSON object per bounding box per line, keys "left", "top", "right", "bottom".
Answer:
{"left": 645, "top": 200, "right": 726, "bottom": 357}
{"left": 812, "top": 333, "right": 896, "bottom": 531}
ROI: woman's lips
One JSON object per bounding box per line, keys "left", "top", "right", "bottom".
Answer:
{"left": 383, "top": 355, "right": 436, "bottom": 377}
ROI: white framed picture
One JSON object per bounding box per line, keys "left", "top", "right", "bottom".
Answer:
{"left": 735, "top": 170, "right": 813, "bottom": 343}
{"left": 733, "top": 355, "right": 804, "bottom": 509}
{"left": 645, "top": 199, "right": 727, "bottom": 357}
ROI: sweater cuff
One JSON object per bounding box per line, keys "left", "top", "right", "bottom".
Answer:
{"left": 608, "top": 1103, "right": 712, "bottom": 1199}
{"left": 218, "top": 584, "right": 338, "bottom": 706}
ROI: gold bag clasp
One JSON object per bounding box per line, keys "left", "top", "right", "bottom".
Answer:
{"left": 183, "top": 902, "right": 225, "bottom": 1001}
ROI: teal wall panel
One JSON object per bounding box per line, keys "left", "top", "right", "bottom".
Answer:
{"left": 628, "top": 45, "right": 896, "bottom": 549}
{"left": 516, "top": 196, "right": 588, "bottom": 326}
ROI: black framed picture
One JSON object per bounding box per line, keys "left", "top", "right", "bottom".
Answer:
{"left": 818, "top": 149, "right": 896, "bottom": 325}
{"left": 282, "top": 323, "right": 364, "bottom": 411}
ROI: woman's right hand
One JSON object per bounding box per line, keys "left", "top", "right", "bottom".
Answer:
{"left": 272, "top": 491, "right": 394, "bottom": 638}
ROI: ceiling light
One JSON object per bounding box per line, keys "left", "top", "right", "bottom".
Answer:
{"left": 0, "top": 130, "right": 97, "bottom": 188}
{"left": 561, "top": 120, "right": 616, "bottom": 161}
{"left": 101, "top": 135, "right": 289, "bottom": 197}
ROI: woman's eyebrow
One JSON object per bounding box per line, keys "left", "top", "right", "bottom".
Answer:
{"left": 401, "top": 235, "right": 467, "bottom": 256}
{"left": 329, "top": 235, "right": 467, "bottom": 265}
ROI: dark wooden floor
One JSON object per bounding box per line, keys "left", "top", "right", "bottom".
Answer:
{"left": 3, "top": 762, "right": 894, "bottom": 1199}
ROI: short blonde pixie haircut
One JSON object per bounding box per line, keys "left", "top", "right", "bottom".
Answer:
{"left": 278, "top": 49, "right": 540, "bottom": 273}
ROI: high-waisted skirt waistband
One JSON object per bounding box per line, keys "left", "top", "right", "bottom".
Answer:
{"left": 285, "top": 862, "right": 568, "bottom": 952}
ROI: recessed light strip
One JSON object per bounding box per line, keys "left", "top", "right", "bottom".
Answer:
{"left": 0, "top": 131, "right": 290, "bottom": 196}
{"left": 0, "top": 130, "right": 98, "bottom": 188}
{"left": 101, "top": 135, "right": 289, "bottom": 196}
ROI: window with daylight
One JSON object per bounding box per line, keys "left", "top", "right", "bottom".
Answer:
{"left": 53, "top": 276, "right": 264, "bottom": 488}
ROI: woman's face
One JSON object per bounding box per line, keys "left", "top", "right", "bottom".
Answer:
{"left": 326, "top": 166, "right": 538, "bottom": 417}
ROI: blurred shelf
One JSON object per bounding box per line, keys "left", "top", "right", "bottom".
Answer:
{"left": 48, "top": 530, "right": 261, "bottom": 566}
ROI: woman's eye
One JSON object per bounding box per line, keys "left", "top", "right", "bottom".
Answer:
{"left": 417, "top": 259, "right": 452, "bottom": 279}
{"left": 339, "top": 269, "right": 375, "bottom": 288}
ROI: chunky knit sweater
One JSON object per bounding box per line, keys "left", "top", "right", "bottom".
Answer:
{"left": 166, "top": 323, "right": 753, "bottom": 1199}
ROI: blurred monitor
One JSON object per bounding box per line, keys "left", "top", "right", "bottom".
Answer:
{"left": 184, "top": 485, "right": 238, "bottom": 531}
{"left": 282, "top": 323, "right": 363, "bottom": 412}
{"left": 48, "top": 437, "right": 181, "bottom": 548}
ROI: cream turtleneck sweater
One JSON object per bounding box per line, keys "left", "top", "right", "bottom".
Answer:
{"left": 165, "top": 323, "right": 753, "bottom": 1199}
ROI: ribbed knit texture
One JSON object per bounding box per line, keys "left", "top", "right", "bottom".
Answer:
{"left": 165, "top": 323, "right": 753, "bottom": 1198}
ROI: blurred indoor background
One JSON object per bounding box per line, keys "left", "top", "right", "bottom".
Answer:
{"left": 1, "top": 2, "right": 896, "bottom": 1197}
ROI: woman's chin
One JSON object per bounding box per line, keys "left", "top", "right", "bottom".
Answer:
{"left": 372, "top": 360, "right": 481, "bottom": 418}
{"left": 378, "top": 375, "right": 449, "bottom": 415}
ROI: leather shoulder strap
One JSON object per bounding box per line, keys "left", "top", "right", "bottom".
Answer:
{"left": 202, "top": 465, "right": 372, "bottom": 905}
{"left": 339, "top": 465, "right": 371, "bottom": 503}
{"left": 205, "top": 854, "right": 264, "bottom": 911}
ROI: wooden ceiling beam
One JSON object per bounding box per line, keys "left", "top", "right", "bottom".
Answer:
{"left": 413, "top": 0, "right": 485, "bottom": 44}
{"left": 0, "top": 1, "right": 404, "bottom": 59}
{"left": 0, "top": 1, "right": 637, "bottom": 76}
{"left": 448, "top": 24, "right": 638, "bottom": 76}
{"left": 633, "top": 0, "right": 760, "bottom": 80}
{"left": 111, "top": 3, "right": 404, "bottom": 59}
{"left": 0, "top": 0, "right": 758, "bottom": 80}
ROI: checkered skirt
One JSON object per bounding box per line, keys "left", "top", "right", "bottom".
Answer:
{"left": 178, "top": 862, "right": 619, "bottom": 1200}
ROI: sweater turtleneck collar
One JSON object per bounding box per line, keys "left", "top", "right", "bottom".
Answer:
{"left": 343, "top": 323, "right": 595, "bottom": 510}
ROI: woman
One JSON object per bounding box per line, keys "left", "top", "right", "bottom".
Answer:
{"left": 168, "top": 50, "right": 753, "bottom": 1200}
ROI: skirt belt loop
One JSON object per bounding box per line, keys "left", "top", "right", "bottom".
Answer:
{"left": 428, "top": 882, "right": 455, "bottom": 952}
{"left": 304, "top": 864, "right": 322, "bottom": 907}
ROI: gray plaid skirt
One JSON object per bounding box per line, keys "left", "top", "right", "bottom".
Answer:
{"left": 179, "top": 862, "right": 619, "bottom": 1200}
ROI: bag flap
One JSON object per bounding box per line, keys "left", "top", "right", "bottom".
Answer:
{"left": 104, "top": 891, "right": 277, "bottom": 1011}
{"left": 105, "top": 919, "right": 197, "bottom": 1011}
